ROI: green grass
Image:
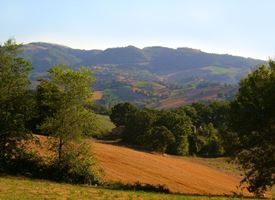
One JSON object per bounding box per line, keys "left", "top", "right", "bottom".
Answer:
{"left": 0, "top": 176, "right": 271, "bottom": 200}
{"left": 135, "top": 81, "right": 162, "bottom": 88}
{"left": 135, "top": 81, "right": 148, "bottom": 87}
{"left": 191, "top": 157, "right": 241, "bottom": 177}
{"left": 204, "top": 66, "right": 239, "bottom": 76}
{"left": 94, "top": 114, "right": 115, "bottom": 135}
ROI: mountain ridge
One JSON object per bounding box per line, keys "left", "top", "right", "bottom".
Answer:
{"left": 20, "top": 42, "right": 265, "bottom": 107}
{"left": 21, "top": 42, "right": 264, "bottom": 76}
{"left": 24, "top": 42, "right": 264, "bottom": 60}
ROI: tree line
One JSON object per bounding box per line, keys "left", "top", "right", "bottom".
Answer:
{"left": 110, "top": 101, "right": 230, "bottom": 157}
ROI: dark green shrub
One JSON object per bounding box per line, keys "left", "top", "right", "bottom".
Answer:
{"left": 50, "top": 142, "right": 102, "bottom": 185}
{"left": 149, "top": 126, "right": 175, "bottom": 153}
{"left": 106, "top": 181, "right": 170, "bottom": 193}
{"left": 0, "top": 146, "right": 45, "bottom": 178}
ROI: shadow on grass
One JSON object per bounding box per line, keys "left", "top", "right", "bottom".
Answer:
{"left": 100, "top": 181, "right": 265, "bottom": 199}
{"left": 104, "top": 181, "right": 170, "bottom": 193}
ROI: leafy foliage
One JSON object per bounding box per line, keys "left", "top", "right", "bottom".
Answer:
{"left": 189, "top": 123, "right": 224, "bottom": 157}
{"left": 149, "top": 126, "right": 175, "bottom": 153}
{"left": 0, "top": 39, "right": 102, "bottom": 186}
{"left": 38, "top": 65, "right": 96, "bottom": 160}
{"left": 110, "top": 102, "right": 137, "bottom": 126}
{"left": 50, "top": 142, "right": 101, "bottom": 184}
{"left": 0, "top": 39, "right": 34, "bottom": 161}
{"left": 123, "top": 108, "right": 156, "bottom": 145}
{"left": 230, "top": 60, "right": 275, "bottom": 195}
{"left": 156, "top": 111, "right": 192, "bottom": 155}
{"left": 110, "top": 101, "right": 231, "bottom": 157}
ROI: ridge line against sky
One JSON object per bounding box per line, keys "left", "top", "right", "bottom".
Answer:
{"left": 1, "top": 0, "right": 275, "bottom": 60}
{"left": 25, "top": 41, "right": 265, "bottom": 60}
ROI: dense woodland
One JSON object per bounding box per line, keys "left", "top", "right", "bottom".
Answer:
{"left": 0, "top": 40, "right": 274, "bottom": 196}
{"left": 110, "top": 101, "right": 230, "bottom": 157}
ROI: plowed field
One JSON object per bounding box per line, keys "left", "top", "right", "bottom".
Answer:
{"left": 92, "top": 141, "right": 250, "bottom": 196}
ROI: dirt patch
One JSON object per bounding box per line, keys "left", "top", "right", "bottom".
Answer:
{"left": 159, "top": 97, "right": 187, "bottom": 109}
{"left": 90, "top": 91, "right": 103, "bottom": 101}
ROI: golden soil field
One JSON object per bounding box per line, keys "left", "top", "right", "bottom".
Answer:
{"left": 90, "top": 91, "right": 103, "bottom": 101}
{"left": 92, "top": 141, "right": 250, "bottom": 196}
{"left": 27, "top": 135, "right": 272, "bottom": 197}
{"left": 159, "top": 97, "right": 187, "bottom": 109}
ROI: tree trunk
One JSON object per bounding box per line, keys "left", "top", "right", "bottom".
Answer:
{"left": 58, "top": 137, "right": 63, "bottom": 162}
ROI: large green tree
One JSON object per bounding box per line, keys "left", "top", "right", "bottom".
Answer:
{"left": 0, "top": 39, "right": 34, "bottom": 161}
{"left": 39, "top": 65, "right": 96, "bottom": 161}
{"left": 122, "top": 108, "right": 156, "bottom": 145}
{"left": 156, "top": 111, "right": 192, "bottom": 155}
{"left": 110, "top": 102, "right": 137, "bottom": 126}
{"left": 149, "top": 126, "right": 175, "bottom": 153}
{"left": 230, "top": 60, "right": 275, "bottom": 195}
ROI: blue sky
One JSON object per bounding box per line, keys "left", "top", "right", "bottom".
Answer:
{"left": 1, "top": 0, "right": 274, "bottom": 59}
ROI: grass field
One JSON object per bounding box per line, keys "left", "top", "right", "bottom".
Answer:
{"left": 190, "top": 157, "right": 241, "bottom": 177}
{"left": 135, "top": 81, "right": 163, "bottom": 89}
{"left": 203, "top": 66, "right": 239, "bottom": 76}
{"left": 0, "top": 176, "right": 266, "bottom": 200}
{"left": 93, "top": 115, "right": 115, "bottom": 135}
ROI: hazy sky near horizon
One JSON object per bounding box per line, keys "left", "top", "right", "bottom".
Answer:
{"left": 1, "top": 0, "right": 275, "bottom": 59}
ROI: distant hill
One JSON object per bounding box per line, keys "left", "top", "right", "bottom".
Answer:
{"left": 20, "top": 42, "right": 265, "bottom": 108}
{"left": 21, "top": 42, "right": 264, "bottom": 83}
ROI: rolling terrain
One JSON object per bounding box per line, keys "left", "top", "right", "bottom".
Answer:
{"left": 27, "top": 135, "right": 256, "bottom": 197}
{"left": 21, "top": 43, "right": 264, "bottom": 83}
{"left": 21, "top": 42, "right": 264, "bottom": 108}
{"left": 92, "top": 141, "right": 248, "bottom": 196}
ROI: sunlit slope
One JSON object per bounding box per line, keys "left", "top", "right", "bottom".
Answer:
{"left": 27, "top": 135, "right": 251, "bottom": 196}
{"left": 93, "top": 141, "right": 248, "bottom": 196}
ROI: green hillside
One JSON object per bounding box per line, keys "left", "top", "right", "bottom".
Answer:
{"left": 19, "top": 42, "right": 265, "bottom": 108}
{"left": 21, "top": 42, "right": 264, "bottom": 85}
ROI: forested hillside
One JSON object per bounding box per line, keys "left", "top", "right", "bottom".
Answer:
{"left": 21, "top": 42, "right": 263, "bottom": 84}
{"left": 20, "top": 42, "right": 264, "bottom": 108}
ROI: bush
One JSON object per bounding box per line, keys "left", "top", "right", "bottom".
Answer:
{"left": 106, "top": 181, "right": 170, "bottom": 193}
{"left": 0, "top": 139, "right": 102, "bottom": 186}
{"left": 0, "top": 146, "right": 45, "bottom": 178}
{"left": 50, "top": 142, "right": 102, "bottom": 185}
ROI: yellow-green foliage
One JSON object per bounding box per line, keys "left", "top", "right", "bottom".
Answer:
{"left": 93, "top": 114, "right": 115, "bottom": 136}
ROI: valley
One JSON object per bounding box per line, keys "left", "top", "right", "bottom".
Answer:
{"left": 21, "top": 43, "right": 264, "bottom": 108}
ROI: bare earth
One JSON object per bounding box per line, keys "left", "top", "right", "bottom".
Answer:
{"left": 27, "top": 135, "right": 254, "bottom": 197}
{"left": 92, "top": 141, "right": 249, "bottom": 196}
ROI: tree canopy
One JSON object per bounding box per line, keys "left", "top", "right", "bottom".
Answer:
{"left": 38, "top": 65, "right": 96, "bottom": 161}
{"left": 0, "top": 39, "right": 34, "bottom": 161}
{"left": 230, "top": 60, "right": 275, "bottom": 195}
